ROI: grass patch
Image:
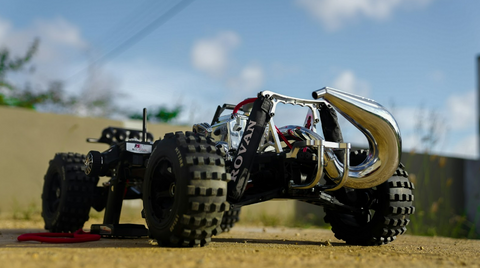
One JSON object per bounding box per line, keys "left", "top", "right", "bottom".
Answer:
{"left": 11, "top": 198, "right": 42, "bottom": 221}
{"left": 405, "top": 153, "right": 479, "bottom": 239}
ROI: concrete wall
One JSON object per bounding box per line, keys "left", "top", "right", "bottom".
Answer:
{"left": 0, "top": 106, "right": 190, "bottom": 213}
{"left": 402, "top": 152, "right": 466, "bottom": 216}
{"left": 465, "top": 159, "right": 480, "bottom": 233}
{"left": 400, "top": 152, "right": 470, "bottom": 237}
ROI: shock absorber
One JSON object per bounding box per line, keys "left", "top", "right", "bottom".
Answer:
{"left": 227, "top": 94, "right": 273, "bottom": 201}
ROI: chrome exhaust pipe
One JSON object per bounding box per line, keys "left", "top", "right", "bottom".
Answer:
{"left": 312, "top": 87, "right": 402, "bottom": 189}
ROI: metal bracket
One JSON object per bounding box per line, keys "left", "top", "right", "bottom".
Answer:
{"left": 287, "top": 140, "right": 351, "bottom": 191}
{"left": 260, "top": 90, "right": 322, "bottom": 129}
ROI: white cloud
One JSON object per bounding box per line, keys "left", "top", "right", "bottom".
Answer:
{"left": 227, "top": 64, "right": 264, "bottom": 95}
{"left": 445, "top": 90, "right": 476, "bottom": 130}
{"left": 392, "top": 105, "right": 449, "bottom": 153}
{"left": 0, "top": 17, "right": 11, "bottom": 40}
{"left": 35, "top": 17, "right": 87, "bottom": 49}
{"left": 401, "top": 133, "right": 420, "bottom": 152}
{"left": 391, "top": 106, "right": 417, "bottom": 131}
{"left": 331, "top": 70, "right": 371, "bottom": 96}
{"left": 0, "top": 16, "right": 89, "bottom": 88}
{"left": 191, "top": 31, "right": 265, "bottom": 96}
{"left": 0, "top": 16, "right": 87, "bottom": 62}
{"left": 191, "top": 31, "right": 240, "bottom": 78}
{"left": 296, "top": 0, "right": 434, "bottom": 31}
{"left": 383, "top": 107, "right": 417, "bottom": 152}
{"left": 385, "top": 90, "right": 477, "bottom": 158}
{"left": 107, "top": 59, "right": 224, "bottom": 124}
{"left": 449, "top": 134, "right": 478, "bottom": 159}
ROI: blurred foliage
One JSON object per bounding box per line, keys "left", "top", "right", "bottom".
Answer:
{"left": 0, "top": 38, "right": 178, "bottom": 120}
{"left": 0, "top": 39, "right": 78, "bottom": 110}
{"left": 1, "top": 38, "right": 38, "bottom": 107}
{"left": 129, "top": 106, "right": 182, "bottom": 123}
{"left": 0, "top": 38, "right": 38, "bottom": 92}
{"left": 2, "top": 81, "right": 78, "bottom": 110}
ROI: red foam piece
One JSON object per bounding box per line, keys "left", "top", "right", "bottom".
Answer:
{"left": 17, "top": 229, "right": 101, "bottom": 243}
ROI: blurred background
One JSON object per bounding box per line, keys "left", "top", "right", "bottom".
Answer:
{"left": 1, "top": 0, "right": 480, "bottom": 239}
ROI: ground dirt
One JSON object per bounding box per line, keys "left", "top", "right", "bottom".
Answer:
{"left": 1, "top": 219, "right": 479, "bottom": 268}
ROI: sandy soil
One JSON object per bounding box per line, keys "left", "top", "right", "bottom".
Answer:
{"left": 1, "top": 220, "right": 479, "bottom": 268}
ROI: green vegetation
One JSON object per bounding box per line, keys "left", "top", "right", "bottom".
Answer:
{"left": 11, "top": 198, "right": 41, "bottom": 221}
{"left": 129, "top": 105, "right": 182, "bottom": 123}
{"left": 0, "top": 39, "right": 38, "bottom": 92}
{"left": 0, "top": 39, "right": 83, "bottom": 111}
{"left": 404, "top": 152, "right": 479, "bottom": 239}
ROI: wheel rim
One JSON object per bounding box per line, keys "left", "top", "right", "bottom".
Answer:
{"left": 326, "top": 186, "right": 377, "bottom": 225}
{"left": 84, "top": 153, "right": 94, "bottom": 175}
{"left": 149, "top": 158, "right": 176, "bottom": 225}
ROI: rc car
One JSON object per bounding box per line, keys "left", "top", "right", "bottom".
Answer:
{"left": 41, "top": 87, "right": 414, "bottom": 246}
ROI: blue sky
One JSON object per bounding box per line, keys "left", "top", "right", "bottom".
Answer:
{"left": 1, "top": 0, "right": 479, "bottom": 158}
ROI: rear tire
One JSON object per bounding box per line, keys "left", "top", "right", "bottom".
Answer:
{"left": 324, "top": 151, "right": 415, "bottom": 245}
{"left": 220, "top": 207, "right": 241, "bottom": 233}
{"left": 143, "top": 132, "right": 230, "bottom": 247}
{"left": 41, "top": 153, "right": 98, "bottom": 232}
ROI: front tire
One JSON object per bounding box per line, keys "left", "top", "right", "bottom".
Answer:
{"left": 143, "top": 132, "right": 230, "bottom": 247}
{"left": 41, "top": 153, "right": 98, "bottom": 232}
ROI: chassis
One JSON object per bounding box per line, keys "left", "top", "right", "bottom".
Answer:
{"left": 41, "top": 87, "right": 414, "bottom": 246}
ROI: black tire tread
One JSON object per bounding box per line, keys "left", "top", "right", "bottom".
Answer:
{"left": 42, "top": 153, "right": 98, "bottom": 232}
{"left": 219, "top": 207, "right": 241, "bottom": 233}
{"left": 145, "top": 132, "right": 228, "bottom": 247}
{"left": 325, "top": 151, "right": 414, "bottom": 246}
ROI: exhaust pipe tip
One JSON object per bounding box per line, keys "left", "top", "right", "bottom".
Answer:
{"left": 312, "top": 87, "right": 328, "bottom": 100}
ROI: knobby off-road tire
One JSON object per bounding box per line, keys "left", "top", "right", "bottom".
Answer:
{"left": 220, "top": 207, "right": 241, "bottom": 232}
{"left": 324, "top": 150, "right": 415, "bottom": 245}
{"left": 143, "top": 132, "right": 230, "bottom": 247}
{"left": 41, "top": 153, "right": 99, "bottom": 232}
